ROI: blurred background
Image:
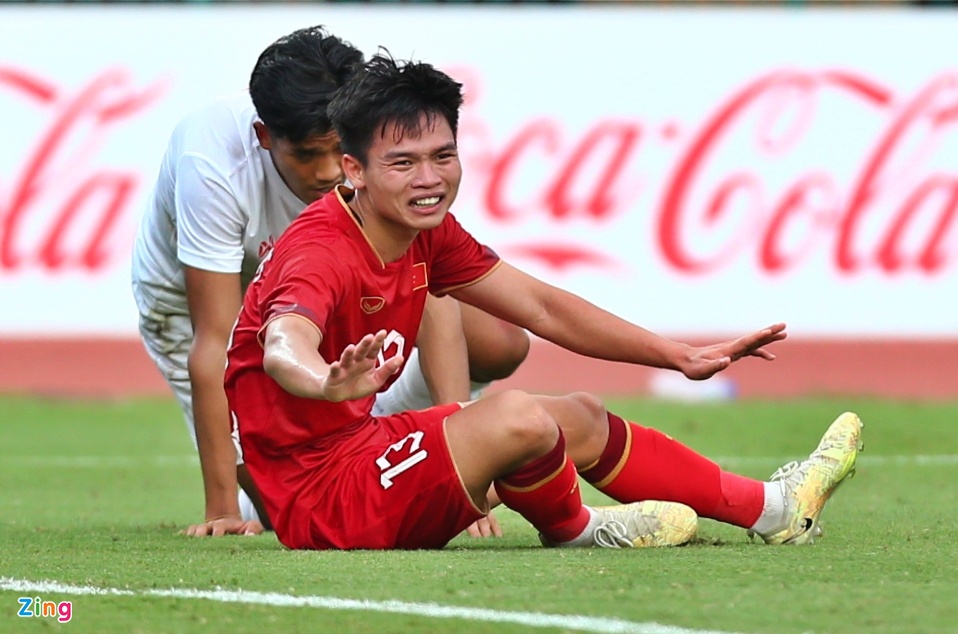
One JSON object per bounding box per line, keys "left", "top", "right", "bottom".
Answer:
{"left": 0, "top": 0, "right": 955, "bottom": 401}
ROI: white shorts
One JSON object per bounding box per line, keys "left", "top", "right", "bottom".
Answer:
{"left": 138, "top": 312, "right": 485, "bottom": 464}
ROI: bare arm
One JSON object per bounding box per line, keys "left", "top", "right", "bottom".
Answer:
{"left": 262, "top": 318, "right": 404, "bottom": 401}
{"left": 451, "top": 263, "right": 786, "bottom": 380}
{"left": 416, "top": 295, "right": 471, "bottom": 405}
{"left": 183, "top": 266, "right": 260, "bottom": 533}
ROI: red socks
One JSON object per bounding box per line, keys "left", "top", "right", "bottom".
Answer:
{"left": 495, "top": 431, "right": 591, "bottom": 543}
{"left": 579, "top": 413, "right": 765, "bottom": 528}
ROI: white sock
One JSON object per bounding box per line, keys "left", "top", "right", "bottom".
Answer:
{"left": 749, "top": 481, "right": 786, "bottom": 535}
{"left": 238, "top": 488, "right": 261, "bottom": 523}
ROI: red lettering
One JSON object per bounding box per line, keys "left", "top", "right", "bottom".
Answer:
{"left": 877, "top": 175, "right": 958, "bottom": 273}
{"left": 0, "top": 67, "right": 166, "bottom": 272}
{"left": 543, "top": 121, "right": 641, "bottom": 219}
{"left": 39, "top": 173, "right": 135, "bottom": 270}
{"left": 484, "top": 120, "right": 559, "bottom": 221}
{"left": 761, "top": 174, "right": 840, "bottom": 272}
{"left": 839, "top": 75, "right": 957, "bottom": 272}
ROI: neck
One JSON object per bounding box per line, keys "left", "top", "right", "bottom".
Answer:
{"left": 349, "top": 191, "right": 418, "bottom": 264}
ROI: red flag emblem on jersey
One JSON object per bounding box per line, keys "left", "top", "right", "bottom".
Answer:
{"left": 360, "top": 297, "right": 386, "bottom": 314}
{"left": 411, "top": 262, "right": 428, "bottom": 291}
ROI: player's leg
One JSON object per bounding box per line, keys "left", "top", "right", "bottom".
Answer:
{"left": 371, "top": 305, "right": 529, "bottom": 416}
{"left": 459, "top": 302, "right": 529, "bottom": 384}
{"left": 444, "top": 391, "right": 696, "bottom": 548}
{"left": 138, "top": 311, "right": 268, "bottom": 527}
{"left": 537, "top": 392, "right": 862, "bottom": 544}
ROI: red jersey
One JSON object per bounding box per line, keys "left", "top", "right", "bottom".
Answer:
{"left": 224, "top": 187, "right": 499, "bottom": 533}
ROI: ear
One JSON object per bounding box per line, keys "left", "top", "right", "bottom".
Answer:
{"left": 253, "top": 121, "right": 273, "bottom": 150}
{"left": 342, "top": 154, "right": 365, "bottom": 190}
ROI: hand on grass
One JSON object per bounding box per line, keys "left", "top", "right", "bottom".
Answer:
{"left": 183, "top": 516, "right": 264, "bottom": 537}
{"left": 464, "top": 511, "right": 503, "bottom": 538}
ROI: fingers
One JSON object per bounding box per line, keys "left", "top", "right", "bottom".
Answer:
{"left": 338, "top": 331, "right": 389, "bottom": 369}
{"left": 485, "top": 511, "right": 503, "bottom": 537}
{"left": 183, "top": 523, "right": 210, "bottom": 537}
{"left": 465, "top": 522, "right": 482, "bottom": 538}
{"left": 182, "top": 518, "right": 261, "bottom": 537}
{"left": 463, "top": 515, "right": 501, "bottom": 538}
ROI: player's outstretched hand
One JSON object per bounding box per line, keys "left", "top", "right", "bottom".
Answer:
{"left": 464, "top": 510, "right": 503, "bottom": 538}
{"left": 183, "top": 516, "right": 264, "bottom": 537}
{"left": 323, "top": 330, "right": 404, "bottom": 402}
{"left": 679, "top": 323, "right": 787, "bottom": 381}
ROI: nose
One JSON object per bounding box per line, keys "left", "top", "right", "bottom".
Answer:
{"left": 413, "top": 159, "right": 442, "bottom": 187}
{"left": 315, "top": 154, "right": 343, "bottom": 186}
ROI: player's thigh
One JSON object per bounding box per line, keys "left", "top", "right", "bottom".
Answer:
{"left": 138, "top": 312, "right": 197, "bottom": 440}
{"left": 458, "top": 303, "right": 530, "bottom": 381}
{"left": 315, "top": 405, "right": 484, "bottom": 550}
{"left": 444, "top": 390, "right": 559, "bottom": 504}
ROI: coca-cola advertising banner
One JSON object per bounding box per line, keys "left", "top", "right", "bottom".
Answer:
{"left": 1, "top": 6, "right": 956, "bottom": 337}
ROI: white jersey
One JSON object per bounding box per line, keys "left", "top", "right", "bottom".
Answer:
{"left": 132, "top": 92, "right": 305, "bottom": 318}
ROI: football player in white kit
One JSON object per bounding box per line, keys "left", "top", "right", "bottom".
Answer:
{"left": 131, "top": 26, "right": 528, "bottom": 537}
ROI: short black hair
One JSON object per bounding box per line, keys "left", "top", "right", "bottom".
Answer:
{"left": 328, "top": 52, "right": 464, "bottom": 165}
{"left": 249, "top": 26, "right": 363, "bottom": 143}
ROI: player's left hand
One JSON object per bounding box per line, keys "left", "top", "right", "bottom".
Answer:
{"left": 182, "top": 516, "right": 264, "bottom": 537}
{"left": 679, "top": 323, "right": 787, "bottom": 381}
{"left": 464, "top": 511, "right": 503, "bottom": 538}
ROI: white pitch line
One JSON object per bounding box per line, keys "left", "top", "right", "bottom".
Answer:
{"left": 4, "top": 454, "right": 958, "bottom": 469}
{"left": 0, "top": 577, "right": 742, "bottom": 634}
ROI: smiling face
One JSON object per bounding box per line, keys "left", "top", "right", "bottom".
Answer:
{"left": 254, "top": 122, "right": 344, "bottom": 204}
{"left": 344, "top": 113, "right": 462, "bottom": 237}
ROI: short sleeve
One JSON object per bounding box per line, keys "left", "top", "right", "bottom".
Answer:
{"left": 258, "top": 245, "right": 348, "bottom": 341}
{"left": 175, "top": 152, "right": 247, "bottom": 273}
{"left": 428, "top": 213, "right": 501, "bottom": 296}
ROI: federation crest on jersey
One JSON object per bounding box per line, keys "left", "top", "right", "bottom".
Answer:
{"left": 361, "top": 297, "right": 386, "bottom": 314}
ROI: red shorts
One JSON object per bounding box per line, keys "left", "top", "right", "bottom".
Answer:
{"left": 274, "top": 403, "right": 484, "bottom": 550}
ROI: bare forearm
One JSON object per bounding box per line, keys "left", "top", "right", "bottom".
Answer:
{"left": 189, "top": 350, "right": 240, "bottom": 519}
{"left": 263, "top": 331, "right": 330, "bottom": 399}
{"left": 529, "top": 289, "right": 689, "bottom": 370}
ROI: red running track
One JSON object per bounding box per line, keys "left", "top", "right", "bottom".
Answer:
{"left": 0, "top": 337, "right": 955, "bottom": 400}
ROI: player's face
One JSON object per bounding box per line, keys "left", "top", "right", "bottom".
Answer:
{"left": 255, "top": 123, "right": 344, "bottom": 204}
{"left": 351, "top": 114, "right": 461, "bottom": 232}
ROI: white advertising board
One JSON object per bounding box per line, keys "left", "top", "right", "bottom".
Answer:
{"left": 0, "top": 6, "right": 955, "bottom": 336}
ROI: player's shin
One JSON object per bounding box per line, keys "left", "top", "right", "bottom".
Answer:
{"left": 494, "top": 431, "right": 591, "bottom": 544}
{"left": 578, "top": 412, "right": 765, "bottom": 528}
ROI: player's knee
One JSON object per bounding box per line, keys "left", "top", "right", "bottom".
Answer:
{"left": 495, "top": 390, "right": 559, "bottom": 454}
{"left": 468, "top": 326, "right": 530, "bottom": 383}
{"left": 567, "top": 392, "right": 607, "bottom": 426}
{"left": 554, "top": 392, "right": 609, "bottom": 451}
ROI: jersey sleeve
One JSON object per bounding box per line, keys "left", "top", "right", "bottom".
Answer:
{"left": 429, "top": 213, "right": 501, "bottom": 296}
{"left": 257, "top": 244, "right": 348, "bottom": 343}
{"left": 175, "top": 152, "right": 247, "bottom": 274}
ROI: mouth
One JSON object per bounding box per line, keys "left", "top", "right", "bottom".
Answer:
{"left": 312, "top": 180, "right": 344, "bottom": 196}
{"left": 410, "top": 194, "right": 444, "bottom": 214}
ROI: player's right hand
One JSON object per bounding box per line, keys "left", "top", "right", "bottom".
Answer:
{"left": 182, "top": 516, "right": 264, "bottom": 537}
{"left": 322, "top": 330, "right": 404, "bottom": 402}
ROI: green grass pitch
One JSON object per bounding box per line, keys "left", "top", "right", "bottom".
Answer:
{"left": 1, "top": 395, "right": 957, "bottom": 633}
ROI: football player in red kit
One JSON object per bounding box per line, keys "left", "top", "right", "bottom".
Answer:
{"left": 224, "top": 54, "right": 861, "bottom": 551}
